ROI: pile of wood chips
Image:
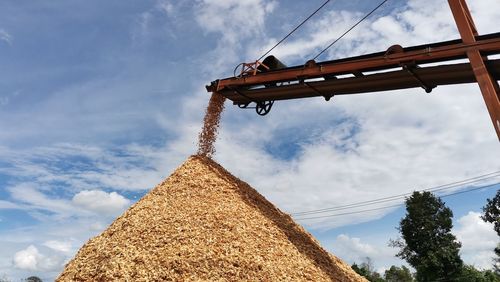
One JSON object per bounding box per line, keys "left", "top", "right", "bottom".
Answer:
{"left": 58, "top": 155, "right": 366, "bottom": 281}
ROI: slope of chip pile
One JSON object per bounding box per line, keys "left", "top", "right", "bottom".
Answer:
{"left": 58, "top": 155, "right": 366, "bottom": 281}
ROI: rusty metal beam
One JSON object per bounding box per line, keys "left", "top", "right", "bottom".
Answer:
{"left": 207, "top": 33, "right": 500, "bottom": 92}
{"left": 219, "top": 59, "right": 500, "bottom": 103}
{"left": 449, "top": 0, "right": 500, "bottom": 140}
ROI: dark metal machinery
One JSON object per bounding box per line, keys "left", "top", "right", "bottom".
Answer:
{"left": 206, "top": 0, "right": 500, "bottom": 141}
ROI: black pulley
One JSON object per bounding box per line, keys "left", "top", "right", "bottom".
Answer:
{"left": 256, "top": 101, "right": 274, "bottom": 116}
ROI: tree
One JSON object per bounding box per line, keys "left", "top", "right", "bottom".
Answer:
{"left": 391, "top": 191, "right": 463, "bottom": 281}
{"left": 351, "top": 257, "right": 385, "bottom": 282}
{"left": 352, "top": 263, "right": 370, "bottom": 279}
{"left": 25, "top": 276, "right": 42, "bottom": 282}
{"left": 482, "top": 190, "right": 500, "bottom": 235}
{"left": 384, "top": 265, "right": 414, "bottom": 282}
{"left": 482, "top": 190, "right": 500, "bottom": 273}
{"left": 456, "top": 265, "right": 499, "bottom": 282}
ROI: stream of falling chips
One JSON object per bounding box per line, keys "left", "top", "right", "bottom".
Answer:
{"left": 197, "top": 93, "right": 226, "bottom": 158}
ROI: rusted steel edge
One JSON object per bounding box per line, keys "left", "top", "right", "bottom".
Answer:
{"left": 207, "top": 34, "right": 500, "bottom": 92}
{"left": 449, "top": 0, "right": 500, "bottom": 140}
{"left": 218, "top": 59, "right": 500, "bottom": 104}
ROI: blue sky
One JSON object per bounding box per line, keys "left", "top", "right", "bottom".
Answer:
{"left": 1, "top": 0, "right": 500, "bottom": 280}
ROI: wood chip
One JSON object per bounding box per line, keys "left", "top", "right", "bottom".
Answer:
{"left": 197, "top": 93, "right": 225, "bottom": 158}
{"left": 57, "top": 155, "right": 366, "bottom": 281}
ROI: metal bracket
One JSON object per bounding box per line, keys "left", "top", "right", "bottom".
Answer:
{"left": 228, "top": 87, "right": 257, "bottom": 105}
{"left": 233, "top": 61, "right": 269, "bottom": 78}
{"left": 228, "top": 87, "right": 274, "bottom": 115}
{"left": 305, "top": 82, "right": 334, "bottom": 101}
{"left": 402, "top": 64, "right": 435, "bottom": 93}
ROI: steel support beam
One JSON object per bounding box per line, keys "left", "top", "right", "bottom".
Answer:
{"left": 449, "top": 0, "right": 500, "bottom": 140}
{"left": 209, "top": 35, "right": 500, "bottom": 92}
{"left": 219, "top": 60, "right": 500, "bottom": 104}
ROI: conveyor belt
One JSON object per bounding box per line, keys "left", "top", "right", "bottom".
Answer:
{"left": 219, "top": 59, "right": 500, "bottom": 104}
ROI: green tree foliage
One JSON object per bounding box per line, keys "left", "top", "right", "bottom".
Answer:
{"left": 482, "top": 190, "right": 500, "bottom": 236}
{"left": 482, "top": 190, "right": 500, "bottom": 273}
{"left": 391, "top": 191, "right": 463, "bottom": 281}
{"left": 456, "top": 265, "right": 499, "bottom": 282}
{"left": 384, "top": 265, "right": 414, "bottom": 282}
{"left": 351, "top": 258, "right": 385, "bottom": 282}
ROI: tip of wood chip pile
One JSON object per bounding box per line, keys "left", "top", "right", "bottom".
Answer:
{"left": 57, "top": 155, "right": 366, "bottom": 281}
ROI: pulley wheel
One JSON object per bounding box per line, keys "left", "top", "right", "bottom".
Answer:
{"left": 233, "top": 63, "right": 246, "bottom": 78}
{"left": 256, "top": 101, "right": 274, "bottom": 116}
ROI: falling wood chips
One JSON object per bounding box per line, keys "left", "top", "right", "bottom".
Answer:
{"left": 58, "top": 155, "right": 366, "bottom": 281}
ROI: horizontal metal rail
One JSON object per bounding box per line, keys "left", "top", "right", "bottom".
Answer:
{"left": 206, "top": 32, "right": 500, "bottom": 93}
{"left": 218, "top": 59, "right": 500, "bottom": 103}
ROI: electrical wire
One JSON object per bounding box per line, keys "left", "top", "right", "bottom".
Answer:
{"left": 294, "top": 182, "right": 500, "bottom": 221}
{"left": 291, "top": 176, "right": 494, "bottom": 216}
{"left": 256, "top": 0, "right": 332, "bottom": 62}
{"left": 292, "top": 171, "right": 500, "bottom": 216}
{"left": 313, "top": 0, "right": 389, "bottom": 60}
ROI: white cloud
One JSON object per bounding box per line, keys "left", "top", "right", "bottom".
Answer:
{"left": 7, "top": 184, "right": 77, "bottom": 218}
{"left": 453, "top": 211, "right": 499, "bottom": 269}
{"left": 193, "top": 0, "right": 278, "bottom": 72}
{"left": 330, "top": 234, "right": 402, "bottom": 273}
{"left": 254, "top": 0, "right": 500, "bottom": 63}
{"left": 0, "top": 200, "right": 21, "bottom": 210}
{"left": 13, "top": 245, "right": 60, "bottom": 272}
{"left": 335, "top": 234, "right": 380, "bottom": 257}
{"left": 89, "top": 221, "right": 106, "bottom": 231}
{"left": 257, "top": 0, "right": 454, "bottom": 62}
{"left": 13, "top": 246, "right": 39, "bottom": 271}
{"left": 0, "top": 216, "right": 121, "bottom": 280}
{"left": 43, "top": 240, "right": 72, "bottom": 253}
{"left": 72, "top": 190, "right": 130, "bottom": 215}
{"left": 0, "top": 29, "right": 11, "bottom": 45}
{"left": 156, "top": 0, "right": 174, "bottom": 16}
{"left": 4, "top": 178, "right": 131, "bottom": 220}
{"left": 0, "top": 143, "right": 170, "bottom": 192}
{"left": 195, "top": 0, "right": 276, "bottom": 43}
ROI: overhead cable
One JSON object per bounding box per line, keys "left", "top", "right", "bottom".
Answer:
{"left": 313, "top": 0, "right": 389, "bottom": 60}
{"left": 292, "top": 171, "right": 500, "bottom": 216}
{"left": 294, "top": 182, "right": 500, "bottom": 221}
{"left": 256, "top": 0, "right": 332, "bottom": 62}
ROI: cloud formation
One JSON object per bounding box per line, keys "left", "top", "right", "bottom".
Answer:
{"left": 330, "top": 234, "right": 400, "bottom": 273}
{"left": 0, "top": 29, "right": 11, "bottom": 45}
{"left": 453, "top": 212, "right": 499, "bottom": 269}
{"left": 72, "top": 190, "right": 130, "bottom": 215}
{"left": 43, "top": 240, "right": 73, "bottom": 254}
{"left": 13, "top": 245, "right": 61, "bottom": 272}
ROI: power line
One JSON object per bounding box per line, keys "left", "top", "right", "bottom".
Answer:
{"left": 256, "top": 0, "right": 332, "bottom": 62}
{"left": 293, "top": 173, "right": 500, "bottom": 216}
{"left": 292, "top": 171, "right": 500, "bottom": 216}
{"left": 294, "top": 182, "right": 500, "bottom": 221}
{"left": 313, "top": 0, "right": 389, "bottom": 60}
{"left": 292, "top": 175, "right": 496, "bottom": 216}
{"left": 296, "top": 204, "right": 402, "bottom": 220}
